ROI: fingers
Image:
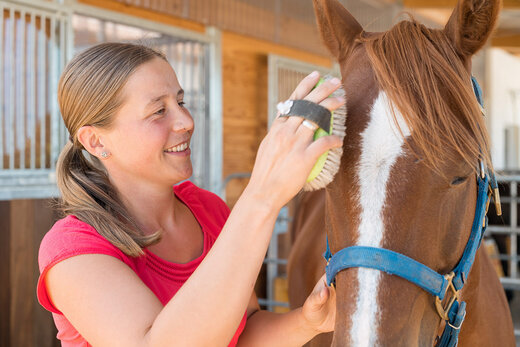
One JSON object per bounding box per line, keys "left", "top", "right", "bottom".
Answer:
{"left": 320, "top": 96, "right": 345, "bottom": 113}
{"left": 306, "top": 134, "right": 343, "bottom": 159}
{"left": 304, "top": 77, "right": 342, "bottom": 104}
{"left": 290, "top": 71, "right": 321, "bottom": 99}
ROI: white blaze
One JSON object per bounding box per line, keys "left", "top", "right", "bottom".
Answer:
{"left": 350, "top": 92, "right": 410, "bottom": 346}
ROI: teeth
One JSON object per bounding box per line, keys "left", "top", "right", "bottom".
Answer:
{"left": 165, "top": 143, "right": 188, "bottom": 153}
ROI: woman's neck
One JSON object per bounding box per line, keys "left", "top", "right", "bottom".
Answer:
{"left": 113, "top": 179, "right": 179, "bottom": 236}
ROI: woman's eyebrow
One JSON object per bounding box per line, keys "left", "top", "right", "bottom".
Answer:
{"left": 146, "top": 89, "right": 184, "bottom": 108}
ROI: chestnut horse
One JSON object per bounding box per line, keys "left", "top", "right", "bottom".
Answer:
{"left": 287, "top": 0, "right": 515, "bottom": 345}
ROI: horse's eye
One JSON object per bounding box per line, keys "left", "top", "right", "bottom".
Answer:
{"left": 451, "top": 176, "right": 468, "bottom": 185}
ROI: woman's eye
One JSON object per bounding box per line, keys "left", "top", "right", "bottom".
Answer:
{"left": 154, "top": 108, "right": 166, "bottom": 116}
{"left": 178, "top": 101, "right": 186, "bottom": 108}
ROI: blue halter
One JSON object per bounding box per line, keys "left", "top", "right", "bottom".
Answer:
{"left": 323, "top": 77, "right": 501, "bottom": 347}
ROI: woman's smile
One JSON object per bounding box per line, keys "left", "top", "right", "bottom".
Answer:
{"left": 164, "top": 141, "right": 191, "bottom": 157}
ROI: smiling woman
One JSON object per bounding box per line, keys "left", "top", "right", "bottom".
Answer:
{"left": 36, "top": 42, "right": 344, "bottom": 346}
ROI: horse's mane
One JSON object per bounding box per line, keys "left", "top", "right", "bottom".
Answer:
{"left": 360, "top": 18, "right": 491, "bottom": 176}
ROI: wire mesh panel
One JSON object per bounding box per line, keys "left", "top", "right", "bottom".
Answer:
{"left": 0, "top": 1, "right": 70, "bottom": 199}
{"left": 72, "top": 15, "right": 212, "bottom": 189}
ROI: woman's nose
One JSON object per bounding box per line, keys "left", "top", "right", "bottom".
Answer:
{"left": 172, "top": 107, "right": 194, "bottom": 133}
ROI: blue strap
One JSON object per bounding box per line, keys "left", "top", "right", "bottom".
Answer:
{"left": 323, "top": 237, "right": 332, "bottom": 263}
{"left": 438, "top": 301, "right": 466, "bottom": 347}
{"left": 471, "top": 76, "right": 484, "bottom": 107}
{"left": 325, "top": 246, "right": 450, "bottom": 298}
{"left": 452, "top": 174, "right": 489, "bottom": 290}
{"left": 324, "top": 173, "right": 489, "bottom": 295}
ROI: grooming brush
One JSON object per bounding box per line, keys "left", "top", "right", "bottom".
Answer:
{"left": 303, "top": 77, "right": 347, "bottom": 191}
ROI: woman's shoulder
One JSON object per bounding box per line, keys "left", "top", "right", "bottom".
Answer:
{"left": 39, "top": 215, "right": 128, "bottom": 273}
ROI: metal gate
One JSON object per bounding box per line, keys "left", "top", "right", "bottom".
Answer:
{"left": 0, "top": 0, "right": 71, "bottom": 199}
{"left": 486, "top": 173, "right": 520, "bottom": 338}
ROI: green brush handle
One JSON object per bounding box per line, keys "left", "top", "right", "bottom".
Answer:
{"left": 307, "top": 78, "right": 333, "bottom": 183}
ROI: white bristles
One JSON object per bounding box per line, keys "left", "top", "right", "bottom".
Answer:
{"left": 303, "top": 85, "right": 347, "bottom": 191}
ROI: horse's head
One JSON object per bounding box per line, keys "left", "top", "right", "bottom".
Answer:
{"left": 314, "top": 0, "right": 501, "bottom": 345}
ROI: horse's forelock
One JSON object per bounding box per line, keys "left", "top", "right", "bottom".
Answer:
{"left": 360, "top": 19, "right": 492, "bottom": 178}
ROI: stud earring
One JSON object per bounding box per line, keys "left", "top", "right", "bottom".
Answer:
{"left": 101, "top": 152, "right": 110, "bottom": 159}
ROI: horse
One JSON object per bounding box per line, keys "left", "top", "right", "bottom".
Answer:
{"left": 287, "top": 0, "right": 515, "bottom": 345}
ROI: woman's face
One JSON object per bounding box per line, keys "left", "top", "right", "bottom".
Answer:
{"left": 100, "top": 57, "right": 194, "bottom": 189}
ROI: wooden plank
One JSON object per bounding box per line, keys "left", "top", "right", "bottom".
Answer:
{"left": 10, "top": 199, "right": 34, "bottom": 347}
{"left": 274, "top": 277, "right": 290, "bottom": 313}
{"left": 32, "top": 199, "right": 60, "bottom": 347}
{"left": 222, "top": 31, "right": 332, "bottom": 68}
{"left": 0, "top": 201, "right": 11, "bottom": 347}
{"left": 222, "top": 45, "right": 267, "bottom": 206}
{"left": 404, "top": 0, "right": 520, "bottom": 8}
{"left": 492, "top": 34, "right": 520, "bottom": 48}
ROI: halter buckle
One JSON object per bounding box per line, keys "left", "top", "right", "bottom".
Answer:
{"left": 435, "top": 272, "right": 460, "bottom": 321}
{"left": 493, "top": 187, "right": 502, "bottom": 216}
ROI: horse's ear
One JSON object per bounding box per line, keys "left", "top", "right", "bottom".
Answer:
{"left": 444, "top": 0, "right": 501, "bottom": 58}
{"left": 313, "top": 0, "right": 363, "bottom": 60}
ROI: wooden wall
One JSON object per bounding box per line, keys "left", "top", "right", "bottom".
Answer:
{"left": 0, "top": 199, "right": 60, "bottom": 347}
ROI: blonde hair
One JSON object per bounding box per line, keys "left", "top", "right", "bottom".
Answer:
{"left": 56, "top": 42, "right": 167, "bottom": 257}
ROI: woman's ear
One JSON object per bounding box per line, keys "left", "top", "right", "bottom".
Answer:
{"left": 444, "top": 0, "right": 501, "bottom": 59}
{"left": 76, "top": 126, "right": 109, "bottom": 159}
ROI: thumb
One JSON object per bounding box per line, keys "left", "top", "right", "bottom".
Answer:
{"left": 308, "top": 279, "right": 330, "bottom": 309}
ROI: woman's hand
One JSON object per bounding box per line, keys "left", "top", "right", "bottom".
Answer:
{"left": 245, "top": 72, "right": 345, "bottom": 210}
{"left": 302, "top": 273, "right": 336, "bottom": 334}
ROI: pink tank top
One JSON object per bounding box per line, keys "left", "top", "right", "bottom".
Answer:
{"left": 37, "top": 181, "right": 247, "bottom": 346}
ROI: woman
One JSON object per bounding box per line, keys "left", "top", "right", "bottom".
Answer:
{"left": 37, "top": 42, "right": 344, "bottom": 346}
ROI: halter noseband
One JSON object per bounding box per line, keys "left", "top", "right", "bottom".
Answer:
{"left": 323, "top": 77, "right": 501, "bottom": 347}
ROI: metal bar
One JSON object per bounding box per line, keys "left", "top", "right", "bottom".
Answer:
{"left": 510, "top": 182, "right": 518, "bottom": 278}
{"left": 500, "top": 277, "right": 520, "bottom": 291}
{"left": 29, "top": 12, "right": 36, "bottom": 169}
{"left": 202, "top": 43, "right": 210, "bottom": 188}
{"left": 38, "top": 14, "right": 45, "bottom": 169}
{"left": 263, "top": 258, "right": 288, "bottom": 265}
{"left": 486, "top": 227, "right": 520, "bottom": 235}
{"left": 0, "top": 3, "right": 4, "bottom": 170}
{"left": 257, "top": 298, "right": 290, "bottom": 308}
{"left": 207, "top": 27, "right": 222, "bottom": 194}
{"left": 49, "top": 15, "right": 58, "bottom": 170}
{"left": 9, "top": 7, "right": 15, "bottom": 169}
{"left": 19, "top": 9, "right": 26, "bottom": 169}
{"left": 59, "top": 15, "right": 67, "bottom": 150}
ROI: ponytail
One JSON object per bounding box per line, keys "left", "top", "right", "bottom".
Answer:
{"left": 56, "top": 141, "right": 161, "bottom": 256}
